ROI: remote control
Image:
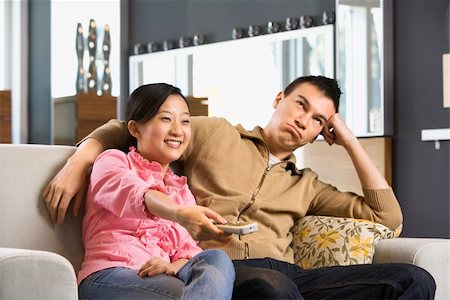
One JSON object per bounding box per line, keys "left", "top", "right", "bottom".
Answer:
{"left": 214, "top": 221, "right": 259, "bottom": 235}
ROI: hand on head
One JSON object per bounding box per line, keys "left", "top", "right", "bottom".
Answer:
{"left": 321, "top": 113, "right": 356, "bottom": 147}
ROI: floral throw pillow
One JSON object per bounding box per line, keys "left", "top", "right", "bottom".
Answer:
{"left": 291, "top": 216, "right": 401, "bottom": 269}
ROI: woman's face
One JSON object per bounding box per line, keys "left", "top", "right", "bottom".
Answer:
{"left": 132, "top": 94, "right": 191, "bottom": 171}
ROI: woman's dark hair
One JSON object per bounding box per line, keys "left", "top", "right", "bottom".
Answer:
{"left": 125, "top": 83, "right": 188, "bottom": 124}
{"left": 283, "top": 75, "right": 342, "bottom": 113}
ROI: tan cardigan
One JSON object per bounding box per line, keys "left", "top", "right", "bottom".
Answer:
{"left": 86, "top": 117, "right": 402, "bottom": 263}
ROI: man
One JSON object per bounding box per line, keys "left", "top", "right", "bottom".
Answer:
{"left": 44, "top": 76, "right": 435, "bottom": 299}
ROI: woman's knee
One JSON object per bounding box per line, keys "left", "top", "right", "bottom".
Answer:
{"left": 200, "top": 249, "right": 234, "bottom": 271}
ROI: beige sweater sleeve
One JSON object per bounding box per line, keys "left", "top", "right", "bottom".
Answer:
{"left": 77, "top": 119, "right": 132, "bottom": 152}
{"left": 305, "top": 169, "right": 403, "bottom": 229}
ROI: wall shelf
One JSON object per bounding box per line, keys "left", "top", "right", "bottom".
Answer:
{"left": 421, "top": 128, "right": 450, "bottom": 150}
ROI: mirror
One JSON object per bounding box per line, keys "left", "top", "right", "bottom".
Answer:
{"left": 129, "top": 24, "right": 334, "bottom": 130}
{"left": 336, "top": 0, "right": 393, "bottom": 136}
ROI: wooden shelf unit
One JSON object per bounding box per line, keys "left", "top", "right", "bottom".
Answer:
{"left": 76, "top": 93, "right": 117, "bottom": 141}
{"left": 0, "top": 90, "right": 11, "bottom": 143}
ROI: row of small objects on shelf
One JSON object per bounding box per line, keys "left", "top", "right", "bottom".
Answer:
{"left": 133, "top": 11, "right": 335, "bottom": 56}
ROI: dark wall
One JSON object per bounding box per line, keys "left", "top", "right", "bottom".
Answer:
{"left": 129, "top": 0, "right": 334, "bottom": 48}
{"left": 393, "top": 0, "right": 450, "bottom": 238}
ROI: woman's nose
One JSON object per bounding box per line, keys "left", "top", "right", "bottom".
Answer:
{"left": 170, "top": 121, "right": 183, "bottom": 135}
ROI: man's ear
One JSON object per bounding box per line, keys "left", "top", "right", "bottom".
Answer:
{"left": 273, "top": 91, "right": 284, "bottom": 108}
{"left": 127, "top": 120, "right": 140, "bottom": 138}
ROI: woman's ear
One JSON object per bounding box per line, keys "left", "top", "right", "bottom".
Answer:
{"left": 128, "top": 120, "right": 140, "bottom": 138}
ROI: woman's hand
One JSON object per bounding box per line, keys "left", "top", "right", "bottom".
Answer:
{"left": 138, "top": 257, "right": 185, "bottom": 277}
{"left": 175, "top": 206, "right": 230, "bottom": 241}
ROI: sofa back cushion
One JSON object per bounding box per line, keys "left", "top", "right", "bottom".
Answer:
{"left": 0, "top": 144, "right": 83, "bottom": 271}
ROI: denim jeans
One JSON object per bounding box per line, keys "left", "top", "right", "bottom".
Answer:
{"left": 232, "top": 258, "right": 436, "bottom": 299}
{"left": 78, "top": 249, "right": 235, "bottom": 300}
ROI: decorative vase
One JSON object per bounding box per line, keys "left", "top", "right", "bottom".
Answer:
{"left": 75, "top": 22, "right": 85, "bottom": 93}
{"left": 101, "top": 24, "right": 111, "bottom": 95}
{"left": 87, "top": 19, "right": 98, "bottom": 94}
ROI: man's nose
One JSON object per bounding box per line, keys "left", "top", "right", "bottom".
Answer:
{"left": 295, "top": 116, "right": 307, "bottom": 129}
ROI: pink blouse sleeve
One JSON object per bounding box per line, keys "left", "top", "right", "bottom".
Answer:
{"left": 88, "top": 150, "right": 162, "bottom": 218}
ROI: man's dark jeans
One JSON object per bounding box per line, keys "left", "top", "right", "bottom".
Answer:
{"left": 232, "top": 258, "right": 436, "bottom": 299}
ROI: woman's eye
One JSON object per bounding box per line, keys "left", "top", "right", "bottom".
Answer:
{"left": 161, "top": 116, "right": 171, "bottom": 121}
{"left": 182, "top": 119, "right": 190, "bottom": 125}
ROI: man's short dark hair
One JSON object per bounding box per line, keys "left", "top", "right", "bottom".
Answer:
{"left": 283, "top": 75, "right": 341, "bottom": 113}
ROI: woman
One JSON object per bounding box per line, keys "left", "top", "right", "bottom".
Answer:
{"left": 77, "top": 83, "right": 235, "bottom": 299}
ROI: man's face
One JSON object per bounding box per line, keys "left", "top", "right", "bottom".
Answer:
{"left": 264, "top": 82, "right": 336, "bottom": 157}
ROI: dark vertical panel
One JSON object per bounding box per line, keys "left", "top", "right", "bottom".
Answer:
{"left": 28, "top": 0, "right": 51, "bottom": 144}
{"left": 393, "top": 0, "right": 450, "bottom": 238}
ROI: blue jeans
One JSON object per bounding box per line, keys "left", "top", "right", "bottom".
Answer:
{"left": 78, "top": 249, "right": 235, "bottom": 300}
{"left": 232, "top": 258, "right": 436, "bottom": 299}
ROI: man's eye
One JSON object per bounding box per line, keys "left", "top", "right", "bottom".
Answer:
{"left": 314, "top": 118, "right": 323, "bottom": 125}
{"left": 182, "top": 119, "right": 190, "bottom": 125}
{"left": 296, "top": 101, "right": 305, "bottom": 108}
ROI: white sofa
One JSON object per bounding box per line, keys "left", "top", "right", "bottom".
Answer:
{"left": 0, "top": 143, "right": 449, "bottom": 299}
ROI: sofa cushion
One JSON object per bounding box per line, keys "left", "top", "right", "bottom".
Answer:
{"left": 292, "top": 216, "right": 401, "bottom": 269}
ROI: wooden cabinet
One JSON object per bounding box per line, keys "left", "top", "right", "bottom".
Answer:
{"left": 301, "top": 137, "right": 392, "bottom": 195}
{"left": 186, "top": 96, "right": 208, "bottom": 116}
{"left": 76, "top": 93, "right": 117, "bottom": 141}
{"left": 0, "top": 91, "right": 11, "bottom": 143}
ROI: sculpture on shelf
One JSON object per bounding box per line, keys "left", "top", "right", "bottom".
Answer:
{"left": 87, "top": 19, "right": 98, "bottom": 94}
{"left": 101, "top": 24, "right": 112, "bottom": 95}
{"left": 75, "top": 22, "right": 85, "bottom": 93}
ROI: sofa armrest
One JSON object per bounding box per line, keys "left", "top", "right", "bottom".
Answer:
{"left": 0, "top": 247, "right": 78, "bottom": 300}
{"left": 373, "top": 237, "right": 450, "bottom": 300}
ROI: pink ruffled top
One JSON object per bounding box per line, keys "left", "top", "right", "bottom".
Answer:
{"left": 77, "top": 147, "right": 202, "bottom": 285}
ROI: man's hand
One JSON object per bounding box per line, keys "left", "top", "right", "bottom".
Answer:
{"left": 42, "top": 139, "right": 103, "bottom": 224}
{"left": 322, "top": 113, "right": 389, "bottom": 189}
{"left": 321, "top": 113, "right": 357, "bottom": 148}
{"left": 42, "top": 156, "right": 89, "bottom": 224}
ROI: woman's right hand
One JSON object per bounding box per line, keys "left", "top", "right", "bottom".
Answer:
{"left": 175, "top": 205, "right": 230, "bottom": 241}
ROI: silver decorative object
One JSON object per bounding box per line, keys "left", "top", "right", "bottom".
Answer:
{"left": 322, "top": 11, "right": 335, "bottom": 25}
{"left": 193, "top": 34, "right": 207, "bottom": 46}
{"left": 75, "top": 22, "right": 85, "bottom": 93}
{"left": 300, "top": 15, "right": 314, "bottom": 28}
{"left": 285, "top": 17, "right": 300, "bottom": 30}
{"left": 179, "top": 36, "right": 193, "bottom": 48}
{"left": 101, "top": 24, "right": 111, "bottom": 95}
{"left": 232, "top": 27, "right": 246, "bottom": 39}
{"left": 163, "top": 39, "right": 177, "bottom": 51}
{"left": 267, "top": 21, "right": 282, "bottom": 34}
{"left": 248, "top": 25, "right": 263, "bottom": 37}
{"left": 147, "top": 41, "right": 160, "bottom": 53}
{"left": 87, "top": 19, "right": 98, "bottom": 93}
{"left": 134, "top": 43, "right": 146, "bottom": 55}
